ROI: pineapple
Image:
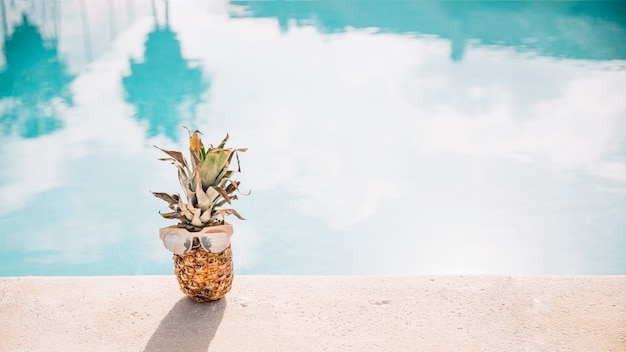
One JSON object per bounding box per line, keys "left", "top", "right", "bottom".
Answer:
{"left": 153, "top": 128, "right": 247, "bottom": 302}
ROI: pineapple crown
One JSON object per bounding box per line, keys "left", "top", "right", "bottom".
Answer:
{"left": 153, "top": 127, "right": 247, "bottom": 231}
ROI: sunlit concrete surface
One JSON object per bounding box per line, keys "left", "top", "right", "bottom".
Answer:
{"left": 1, "top": 276, "right": 624, "bottom": 351}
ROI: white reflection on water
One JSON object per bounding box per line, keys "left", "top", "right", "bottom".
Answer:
{"left": 0, "top": 0, "right": 625, "bottom": 275}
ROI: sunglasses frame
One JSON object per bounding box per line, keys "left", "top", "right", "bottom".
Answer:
{"left": 159, "top": 223, "right": 233, "bottom": 255}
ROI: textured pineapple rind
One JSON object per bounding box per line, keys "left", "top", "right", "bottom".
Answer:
{"left": 173, "top": 244, "right": 233, "bottom": 302}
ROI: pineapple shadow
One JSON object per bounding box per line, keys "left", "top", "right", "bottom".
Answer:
{"left": 143, "top": 297, "right": 226, "bottom": 352}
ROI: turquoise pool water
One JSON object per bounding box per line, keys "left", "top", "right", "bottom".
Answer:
{"left": 1, "top": 0, "right": 625, "bottom": 276}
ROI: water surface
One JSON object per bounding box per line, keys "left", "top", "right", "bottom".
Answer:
{"left": 1, "top": 0, "right": 625, "bottom": 275}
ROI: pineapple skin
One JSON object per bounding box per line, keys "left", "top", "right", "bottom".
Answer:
{"left": 173, "top": 243, "right": 233, "bottom": 302}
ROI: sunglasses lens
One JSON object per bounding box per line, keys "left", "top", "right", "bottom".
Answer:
{"left": 200, "top": 236, "right": 212, "bottom": 252}
{"left": 164, "top": 232, "right": 192, "bottom": 254}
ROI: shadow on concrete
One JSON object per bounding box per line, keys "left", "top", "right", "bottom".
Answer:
{"left": 143, "top": 297, "right": 226, "bottom": 352}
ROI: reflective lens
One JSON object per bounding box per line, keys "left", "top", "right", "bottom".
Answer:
{"left": 164, "top": 232, "right": 193, "bottom": 254}
{"left": 200, "top": 236, "right": 212, "bottom": 251}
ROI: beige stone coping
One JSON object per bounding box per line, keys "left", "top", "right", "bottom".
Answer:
{"left": 1, "top": 275, "right": 624, "bottom": 351}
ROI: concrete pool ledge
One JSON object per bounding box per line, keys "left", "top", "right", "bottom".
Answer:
{"left": 1, "top": 276, "right": 624, "bottom": 351}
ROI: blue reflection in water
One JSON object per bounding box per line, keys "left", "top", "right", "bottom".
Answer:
{"left": 0, "top": 0, "right": 625, "bottom": 276}
{"left": 122, "top": 7, "right": 209, "bottom": 142}
{"left": 232, "top": 0, "right": 626, "bottom": 61}
{"left": 0, "top": 14, "right": 73, "bottom": 138}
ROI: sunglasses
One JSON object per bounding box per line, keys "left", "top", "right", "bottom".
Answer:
{"left": 159, "top": 224, "right": 233, "bottom": 255}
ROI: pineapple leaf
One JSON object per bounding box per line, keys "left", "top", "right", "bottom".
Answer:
{"left": 152, "top": 192, "right": 179, "bottom": 205}
{"left": 177, "top": 170, "right": 194, "bottom": 201}
{"left": 200, "top": 149, "right": 232, "bottom": 188}
{"left": 225, "top": 180, "right": 250, "bottom": 196}
{"left": 214, "top": 208, "right": 246, "bottom": 220}
{"left": 215, "top": 195, "right": 238, "bottom": 208}
{"left": 212, "top": 186, "right": 232, "bottom": 204}
{"left": 190, "top": 208, "right": 203, "bottom": 226}
{"left": 181, "top": 169, "right": 198, "bottom": 193}
{"left": 179, "top": 199, "right": 194, "bottom": 221}
{"left": 217, "top": 134, "right": 229, "bottom": 149}
{"left": 189, "top": 130, "right": 204, "bottom": 154}
{"left": 234, "top": 148, "right": 247, "bottom": 172}
{"left": 187, "top": 129, "right": 204, "bottom": 172}
{"left": 205, "top": 186, "right": 221, "bottom": 202}
{"left": 190, "top": 149, "right": 202, "bottom": 173}
{"left": 154, "top": 127, "right": 248, "bottom": 227}
{"left": 154, "top": 146, "right": 188, "bottom": 170}
{"left": 215, "top": 168, "right": 233, "bottom": 186}
{"left": 159, "top": 211, "right": 182, "bottom": 219}
{"left": 195, "top": 177, "right": 214, "bottom": 211}
{"left": 224, "top": 180, "right": 240, "bottom": 194}
{"left": 200, "top": 209, "right": 212, "bottom": 223}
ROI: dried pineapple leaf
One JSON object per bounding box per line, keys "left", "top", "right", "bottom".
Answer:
{"left": 214, "top": 195, "right": 238, "bottom": 208}
{"left": 185, "top": 128, "right": 204, "bottom": 170}
{"left": 159, "top": 211, "right": 182, "bottom": 219}
{"left": 190, "top": 149, "right": 202, "bottom": 172}
{"left": 181, "top": 168, "right": 200, "bottom": 193}
{"left": 154, "top": 146, "right": 188, "bottom": 169}
{"left": 151, "top": 192, "right": 179, "bottom": 205}
{"left": 177, "top": 170, "right": 194, "bottom": 201}
{"left": 195, "top": 178, "right": 214, "bottom": 210}
{"left": 190, "top": 208, "right": 203, "bottom": 226}
{"left": 215, "top": 208, "right": 246, "bottom": 220}
{"left": 189, "top": 130, "right": 204, "bottom": 153}
{"left": 200, "top": 209, "right": 212, "bottom": 223}
{"left": 157, "top": 157, "right": 176, "bottom": 163}
{"left": 224, "top": 180, "right": 240, "bottom": 194}
{"left": 233, "top": 148, "right": 247, "bottom": 172}
{"left": 205, "top": 186, "right": 221, "bottom": 202}
{"left": 179, "top": 199, "right": 194, "bottom": 221}
{"left": 213, "top": 186, "right": 232, "bottom": 204}
{"left": 225, "top": 180, "right": 251, "bottom": 196}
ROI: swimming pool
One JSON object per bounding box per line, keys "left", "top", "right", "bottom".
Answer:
{"left": 1, "top": 0, "right": 625, "bottom": 276}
